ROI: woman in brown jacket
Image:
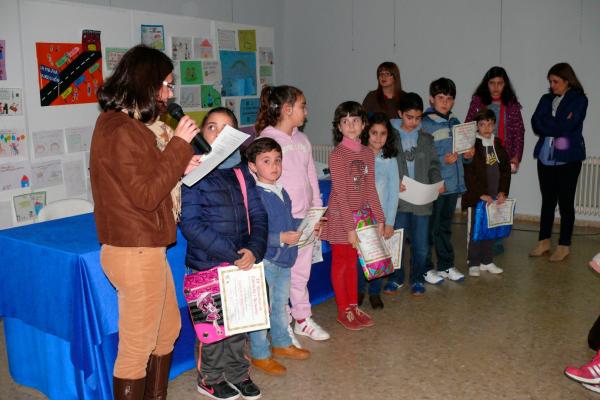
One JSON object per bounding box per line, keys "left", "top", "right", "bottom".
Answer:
{"left": 90, "top": 45, "right": 200, "bottom": 400}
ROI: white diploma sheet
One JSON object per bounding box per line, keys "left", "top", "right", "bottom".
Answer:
{"left": 296, "top": 206, "right": 327, "bottom": 248}
{"left": 355, "top": 224, "right": 390, "bottom": 264}
{"left": 384, "top": 229, "right": 404, "bottom": 270}
{"left": 218, "top": 263, "right": 270, "bottom": 336}
{"left": 452, "top": 121, "right": 477, "bottom": 154}
{"left": 399, "top": 176, "right": 444, "bottom": 205}
{"left": 182, "top": 125, "right": 250, "bottom": 187}
{"left": 486, "top": 198, "right": 516, "bottom": 228}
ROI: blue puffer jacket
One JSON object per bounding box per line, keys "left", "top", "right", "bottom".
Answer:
{"left": 421, "top": 108, "right": 469, "bottom": 195}
{"left": 180, "top": 164, "right": 268, "bottom": 271}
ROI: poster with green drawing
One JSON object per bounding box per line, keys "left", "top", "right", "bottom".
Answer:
{"left": 201, "top": 85, "right": 221, "bottom": 108}
{"left": 180, "top": 61, "right": 203, "bottom": 85}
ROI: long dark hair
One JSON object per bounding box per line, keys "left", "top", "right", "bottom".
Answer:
{"left": 473, "top": 66, "right": 518, "bottom": 105}
{"left": 255, "top": 85, "right": 303, "bottom": 133}
{"left": 547, "top": 62, "right": 585, "bottom": 95}
{"left": 375, "top": 62, "right": 404, "bottom": 105}
{"left": 97, "top": 45, "right": 173, "bottom": 123}
{"left": 360, "top": 112, "right": 398, "bottom": 159}
{"left": 332, "top": 101, "right": 367, "bottom": 145}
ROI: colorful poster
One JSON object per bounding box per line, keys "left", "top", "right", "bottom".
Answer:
{"left": 238, "top": 30, "right": 257, "bottom": 52}
{"left": 201, "top": 85, "right": 222, "bottom": 108}
{"left": 194, "top": 38, "right": 213, "bottom": 59}
{"left": 218, "top": 29, "right": 236, "bottom": 50}
{"left": 105, "top": 47, "right": 128, "bottom": 70}
{"left": 180, "top": 86, "right": 201, "bottom": 108}
{"left": 180, "top": 60, "right": 203, "bottom": 85}
{"left": 141, "top": 25, "right": 165, "bottom": 50}
{"left": 202, "top": 60, "right": 221, "bottom": 84}
{"left": 188, "top": 111, "right": 207, "bottom": 126}
{"left": 31, "top": 160, "right": 63, "bottom": 189}
{"left": 35, "top": 42, "right": 103, "bottom": 106}
{"left": 32, "top": 129, "right": 64, "bottom": 158}
{"left": 240, "top": 97, "right": 260, "bottom": 126}
{"left": 220, "top": 51, "right": 257, "bottom": 97}
{"left": 0, "top": 129, "right": 28, "bottom": 159}
{"left": 259, "top": 65, "right": 273, "bottom": 87}
{"left": 0, "top": 161, "right": 31, "bottom": 192}
{"left": 0, "top": 88, "right": 22, "bottom": 116}
{"left": 0, "top": 40, "right": 6, "bottom": 80}
{"left": 259, "top": 47, "right": 273, "bottom": 65}
{"left": 172, "top": 37, "right": 192, "bottom": 60}
{"left": 13, "top": 191, "right": 46, "bottom": 223}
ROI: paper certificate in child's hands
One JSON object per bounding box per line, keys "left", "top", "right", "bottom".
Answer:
{"left": 296, "top": 206, "right": 327, "bottom": 248}
{"left": 486, "top": 198, "right": 516, "bottom": 228}
{"left": 452, "top": 121, "right": 477, "bottom": 154}
{"left": 384, "top": 229, "right": 404, "bottom": 270}
{"left": 355, "top": 225, "right": 390, "bottom": 264}
{"left": 399, "top": 176, "right": 444, "bottom": 205}
{"left": 218, "top": 263, "right": 270, "bottom": 336}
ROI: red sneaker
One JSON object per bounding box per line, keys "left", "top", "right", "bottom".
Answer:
{"left": 565, "top": 351, "right": 600, "bottom": 384}
{"left": 336, "top": 308, "right": 363, "bottom": 331}
{"left": 351, "top": 305, "right": 375, "bottom": 327}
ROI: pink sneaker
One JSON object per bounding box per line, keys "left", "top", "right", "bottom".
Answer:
{"left": 351, "top": 305, "right": 374, "bottom": 327}
{"left": 565, "top": 351, "right": 600, "bottom": 384}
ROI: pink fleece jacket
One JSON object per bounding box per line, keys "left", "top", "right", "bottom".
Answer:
{"left": 260, "top": 126, "right": 322, "bottom": 218}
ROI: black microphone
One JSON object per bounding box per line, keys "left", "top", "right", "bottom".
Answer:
{"left": 167, "top": 102, "right": 212, "bottom": 155}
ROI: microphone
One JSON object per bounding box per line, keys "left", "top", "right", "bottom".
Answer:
{"left": 167, "top": 102, "right": 212, "bottom": 154}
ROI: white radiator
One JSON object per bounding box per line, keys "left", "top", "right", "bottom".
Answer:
{"left": 312, "top": 144, "right": 334, "bottom": 165}
{"left": 576, "top": 157, "right": 600, "bottom": 216}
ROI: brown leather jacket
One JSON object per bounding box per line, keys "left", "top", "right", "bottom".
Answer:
{"left": 90, "top": 110, "right": 193, "bottom": 247}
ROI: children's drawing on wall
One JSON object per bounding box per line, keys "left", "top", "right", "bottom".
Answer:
{"left": 0, "top": 161, "right": 31, "bottom": 192}
{"left": 238, "top": 30, "right": 257, "bottom": 52}
{"left": 13, "top": 191, "right": 46, "bottom": 223}
{"left": 65, "top": 126, "right": 93, "bottom": 153}
{"left": 194, "top": 38, "right": 214, "bottom": 59}
{"left": 180, "top": 86, "right": 201, "bottom": 108}
{"left": 224, "top": 98, "right": 238, "bottom": 114}
{"left": 0, "top": 201, "right": 11, "bottom": 228}
{"left": 31, "top": 160, "right": 63, "bottom": 189}
{"left": 259, "top": 47, "right": 273, "bottom": 66}
{"left": 201, "top": 60, "right": 221, "bottom": 85}
{"left": 180, "top": 60, "right": 203, "bottom": 85}
{"left": 259, "top": 65, "right": 273, "bottom": 87}
{"left": 240, "top": 97, "right": 260, "bottom": 126}
{"left": 141, "top": 24, "right": 165, "bottom": 50}
{"left": 0, "top": 130, "right": 28, "bottom": 160}
{"left": 32, "top": 129, "right": 65, "bottom": 158}
{"left": 217, "top": 29, "right": 236, "bottom": 51}
{"left": 35, "top": 41, "right": 103, "bottom": 106}
{"left": 62, "top": 159, "right": 86, "bottom": 197}
{"left": 201, "top": 85, "right": 222, "bottom": 108}
{"left": 105, "top": 47, "right": 128, "bottom": 71}
{"left": 0, "top": 40, "right": 6, "bottom": 80}
{"left": 172, "top": 37, "right": 192, "bottom": 61}
{"left": 220, "top": 51, "right": 257, "bottom": 97}
{"left": 0, "top": 88, "right": 22, "bottom": 116}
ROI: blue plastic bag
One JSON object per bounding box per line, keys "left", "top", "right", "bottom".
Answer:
{"left": 471, "top": 200, "right": 513, "bottom": 241}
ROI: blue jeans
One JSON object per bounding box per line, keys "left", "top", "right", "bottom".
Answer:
{"left": 248, "top": 260, "right": 292, "bottom": 359}
{"left": 357, "top": 260, "right": 383, "bottom": 294}
{"left": 387, "top": 212, "right": 430, "bottom": 285}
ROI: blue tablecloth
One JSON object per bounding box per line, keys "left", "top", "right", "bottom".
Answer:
{"left": 0, "top": 179, "right": 333, "bottom": 400}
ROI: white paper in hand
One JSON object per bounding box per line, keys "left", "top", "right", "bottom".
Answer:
{"left": 398, "top": 176, "right": 444, "bottom": 205}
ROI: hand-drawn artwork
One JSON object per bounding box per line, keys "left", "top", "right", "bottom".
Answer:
{"left": 259, "top": 65, "right": 273, "bottom": 87}
{"left": 13, "top": 191, "right": 46, "bottom": 223}
{"left": 180, "top": 86, "right": 201, "bottom": 108}
{"left": 65, "top": 126, "right": 93, "bottom": 153}
{"left": 0, "top": 129, "right": 28, "bottom": 159}
{"left": 0, "top": 88, "right": 23, "bottom": 116}
{"left": 240, "top": 98, "right": 260, "bottom": 126}
{"left": 141, "top": 24, "right": 165, "bottom": 50}
{"left": 63, "top": 159, "right": 86, "bottom": 197}
{"left": 217, "top": 29, "right": 236, "bottom": 51}
{"left": 194, "top": 38, "right": 214, "bottom": 59}
{"left": 31, "top": 160, "right": 63, "bottom": 189}
{"left": 224, "top": 98, "right": 238, "bottom": 113}
{"left": 32, "top": 129, "right": 64, "bottom": 158}
{"left": 105, "top": 47, "right": 128, "bottom": 70}
{"left": 180, "top": 60, "right": 203, "bottom": 85}
{"left": 172, "top": 37, "right": 192, "bottom": 61}
{"left": 0, "top": 161, "right": 31, "bottom": 192}
{"left": 201, "top": 60, "right": 221, "bottom": 84}
{"left": 0, "top": 40, "right": 6, "bottom": 80}
{"left": 259, "top": 47, "right": 274, "bottom": 65}
{"left": 238, "top": 30, "right": 257, "bottom": 52}
{"left": 36, "top": 41, "right": 103, "bottom": 107}
{"left": 201, "top": 85, "right": 222, "bottom": 108}
{"left": 0, "top": 201, "right": 11, "bottom": 228}
{"left": 220, "top": 51, "right": 257, "bottom": 97}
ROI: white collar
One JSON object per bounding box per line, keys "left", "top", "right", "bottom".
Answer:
{"left": 256, "top": 180, "right": 284, "bottom": 201}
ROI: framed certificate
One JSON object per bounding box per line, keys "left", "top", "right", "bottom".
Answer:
{"left": 355, "top": 224, "right": 390, "bottom": 264}
{"left": 218, "top": 263, "right": 270, "bottom": 336}
{"left": 296, "top": 206, "right": 327, "bottom": 248}
{"left": 452, "top": 121, "right": 477, "bottom": 154}
{"left": 486, "top": 198, "right": 516, "bottom": 228}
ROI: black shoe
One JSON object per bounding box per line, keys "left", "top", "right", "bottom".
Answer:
{"left": 357, "top": 292, "right": 365, "bottom": 306}
{"left": 197, "top": 379, "right": 240, "bottom": 400}
{"left": 230, "top": 378, "right": 261, "bottom": 400}
{"left": 369, "top": 294, "right": 384, "bottom": 309}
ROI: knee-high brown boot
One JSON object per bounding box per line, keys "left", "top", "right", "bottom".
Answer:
{"left": 144, "top": 352, "right": 173, "bottom": 400}
{"left": 114, "top": 376, "right": 145, "bottom": 400}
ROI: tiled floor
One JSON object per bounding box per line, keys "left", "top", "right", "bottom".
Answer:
{"left": 2, "top": 221, "right": 600, "bottom": 399}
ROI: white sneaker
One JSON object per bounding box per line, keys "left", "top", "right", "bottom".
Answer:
{"left": 480, "top": 262, "right": 503, "bottom": 274}
{"left": 423, "top": 270, "right": 444, "bottom": 285}
{"left": 294, "top": 317, "right": 330, "bottom": 341}
{"left": 468, "top": 266, "right": 480, "bottom": 277}
{"left": 438, "top": 267, "right": 465, "bottom": 281}
{"left": 287, "top": 324, "right": 302, "bottom": 349}
{"left": 582, "top": 383, "right": 600, "bottom": 393}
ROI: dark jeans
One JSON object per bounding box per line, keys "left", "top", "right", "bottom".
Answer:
{"left": 467, "top": 207, "right": 494, "bottom": 266}
{"left": 426, "top": 193, "right": 459, "bottom": 271}
{"left": 357, "top": 260, "right": 383, "bottom": 295}
{"left": 537, "top": 161, "right": 582, "bottom": 246}
{"left": 387, "top": 212, "right": 429, "bottom": 285}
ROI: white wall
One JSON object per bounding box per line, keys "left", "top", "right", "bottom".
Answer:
{"left": 280, "top": 0, "right": 600, "bottom": 218}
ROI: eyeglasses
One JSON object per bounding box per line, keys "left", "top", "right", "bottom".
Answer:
{"left": 162, "top": 81, "right": 176, "bottom": 90}
{"left": 378, "top": 71, "right": 393, "bottom": 78}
